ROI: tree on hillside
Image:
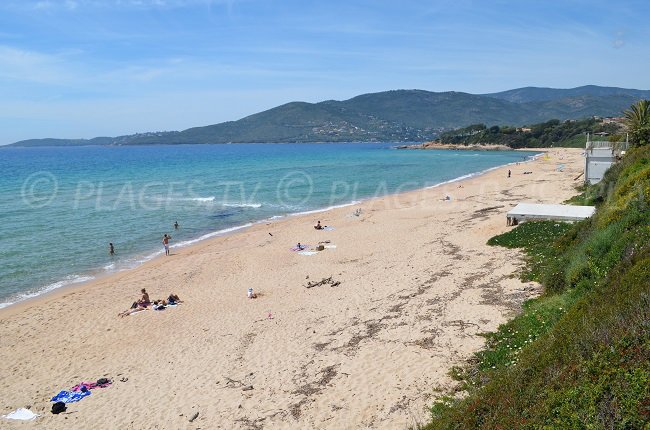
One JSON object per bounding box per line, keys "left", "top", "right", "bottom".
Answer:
{"left": 624, "top": 99, "right": 650, "bottom": 147}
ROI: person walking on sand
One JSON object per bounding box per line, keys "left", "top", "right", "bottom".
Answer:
{"left": 162, "top": 234, "right": 171, "bottom": 256}
{"left": 508, "top": 169, "right": 511, "bottom": 178}
{"left": 109, "top": 242, "right": 115, "bottom": 256}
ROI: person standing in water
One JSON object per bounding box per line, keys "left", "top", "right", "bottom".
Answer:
{"left": 162, "top": 234, "right": 171, "bottom": 256}
{"left": 109, "top": 242, "right": 115, "bottom": 256}
{"left": 174, "top": 221, "right": 179, "bottom": 230}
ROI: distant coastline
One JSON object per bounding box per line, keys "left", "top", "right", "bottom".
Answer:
{"left": 396, "top": 142, "right": 512, "bottom": 151}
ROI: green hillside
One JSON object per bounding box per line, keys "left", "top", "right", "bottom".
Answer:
{"left": 439, "top": 118, "right": 624, "bottom": 148}
{"left": 8, "top": 86, "right": 647, "bottom": 146}
{"left": 422, "top": 145, "right": 650, "bottom": 429}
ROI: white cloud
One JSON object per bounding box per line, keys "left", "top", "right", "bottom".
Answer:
{"left": 0, "top": 45, "right": 71, "bottom": 84}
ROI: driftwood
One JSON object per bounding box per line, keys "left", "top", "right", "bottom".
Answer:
{"left": 444, "top": 320, "right": 481, "bottom": 330}
{"left": 223, "top": 376, "right": 245, "bottom": 388}
{"left": 305, "top": 276, "right": 341, "bottom": 289}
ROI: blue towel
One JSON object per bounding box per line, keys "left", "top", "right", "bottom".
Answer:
{"left": 51, "top": 389, "right": 91, "bottom": 403}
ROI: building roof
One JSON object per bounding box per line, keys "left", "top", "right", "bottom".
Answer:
{"left": 507, "top": 203, "right": 595, "bottom": 222}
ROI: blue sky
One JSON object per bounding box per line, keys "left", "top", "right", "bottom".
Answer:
{"left": 0, "top": 0, "right": 648, "bottom": 144}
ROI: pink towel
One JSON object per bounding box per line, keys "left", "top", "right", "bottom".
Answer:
{"left": 71, "top": 380, "right": 111, "bottom": 392}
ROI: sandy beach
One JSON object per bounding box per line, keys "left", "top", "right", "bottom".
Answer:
{"left": 0, "top": 148, "right": 584, "bottom": 429}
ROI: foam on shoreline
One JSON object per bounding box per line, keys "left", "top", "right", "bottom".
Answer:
{"left": 0, "top": 152, "right": 541, "bottom": 311}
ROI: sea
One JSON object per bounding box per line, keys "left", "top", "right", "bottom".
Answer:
{"left": 0, "top": 143, "right": 535, "bottom": 308}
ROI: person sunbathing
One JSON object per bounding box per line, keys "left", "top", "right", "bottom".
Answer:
{"left": 118, "top": 305, "right": 148, "bottom": 318}
{"left": 167, "top": 294, "right": 182, "bottom": 305}
{"left": 314, "top": 221, "right": 324, "bottom": 230}
{"left": 152, "top": 300, "right": 167, "bottom": 310}
{"left": 137, "top": 288, "right": 151, "bottom": 307}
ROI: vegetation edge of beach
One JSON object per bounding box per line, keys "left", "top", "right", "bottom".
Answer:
{"left": 420, "top": 144, "right": 650, "bottom": 429}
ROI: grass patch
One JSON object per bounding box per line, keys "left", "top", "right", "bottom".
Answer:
{"left": 475, "top": 292, "right": 576, "bottom": 373}
{"left": 487, "top": 220, "right": 573, "bottom": 282}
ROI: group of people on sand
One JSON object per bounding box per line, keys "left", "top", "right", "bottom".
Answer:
{"left": 293, "top": 218, "right": 336, "bottom": 251}
{"left": 109, "top": 221, "right": 180, "bottom": 257}
{"left": 118, "top": 288, "right": 183, "bottom": 317}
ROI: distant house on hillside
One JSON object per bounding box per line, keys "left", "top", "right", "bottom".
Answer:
{"left": 516, "top": 127, "right": 532, "bottom": 133}
{"left": 601, "top": 116, "right": 626, "bottom": 126}
{"left": 584, "top": 133, "right": 628, "bottom": 184}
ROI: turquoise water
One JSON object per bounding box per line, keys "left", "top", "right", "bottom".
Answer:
{"left": 0, "top": 143, "right": 533, "bottom": 308}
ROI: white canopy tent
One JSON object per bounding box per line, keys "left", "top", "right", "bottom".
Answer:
{"left": 507, "top": 203, "right": 595, "bottom": 224}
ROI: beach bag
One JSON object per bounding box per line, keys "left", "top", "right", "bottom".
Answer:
{"left": 97, "top": 378, "right": 110, "bottom": 385}
{"left": 51, "top": 401, "right": 66, "bottom": 414}
{"left": 316, "top": 244, "right": 325, "bottom": 251}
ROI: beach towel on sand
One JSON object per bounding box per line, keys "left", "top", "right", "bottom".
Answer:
{"left": 51, "top": 390, "right": 91, "bottom": 403}
{"left": 3, "top": 408, "right": 38, "bottom": 421}
{"left": 298, "top": 251, "right": 318, "bottom": 256}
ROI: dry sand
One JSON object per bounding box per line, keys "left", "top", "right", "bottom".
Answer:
{"left": 0, "top": 149, "right": 584, "bottom": 429}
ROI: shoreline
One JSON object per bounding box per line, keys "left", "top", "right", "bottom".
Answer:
{"left": 0, "top": 149, "right": 543, "bottom": 314}
{"left": 1, "top": 147, "right": 575, "bottom": 430}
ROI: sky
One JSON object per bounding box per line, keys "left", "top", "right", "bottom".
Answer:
{"left": 0, "top": 0, "right": 648, "bottom": 145}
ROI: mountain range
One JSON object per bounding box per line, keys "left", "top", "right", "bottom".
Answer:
{"left": 10, "top": 85, "right": 650, "bottom": 146}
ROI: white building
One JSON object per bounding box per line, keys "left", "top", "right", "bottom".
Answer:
{"left": 584, "top": 133, "right": 628, "bottom": 184}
